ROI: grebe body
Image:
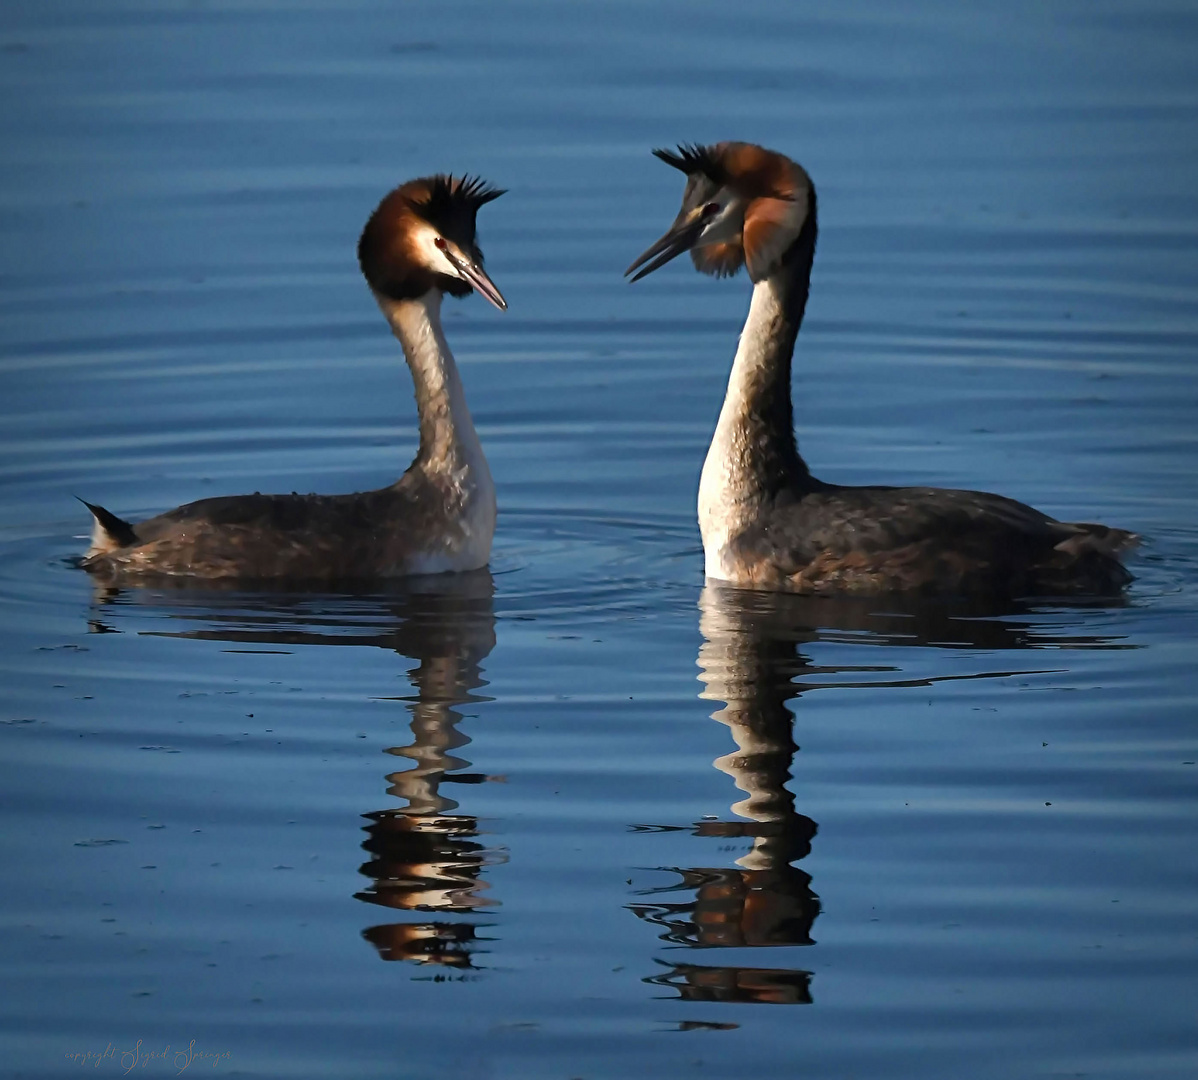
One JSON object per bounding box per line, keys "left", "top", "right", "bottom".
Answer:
{"left": 82, "top": 174, "right": 506, "bottom": 585}
{"left": 628, "top": 142, "right": 1136, "bottom": 596}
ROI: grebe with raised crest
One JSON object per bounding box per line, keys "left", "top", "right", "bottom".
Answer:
{"left": 627, "top": 142, "right": 1136, "bottom": 595}
{"left": 82, "top": 174, "right": 505, "bottom": 584}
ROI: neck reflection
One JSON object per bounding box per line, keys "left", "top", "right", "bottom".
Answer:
{"left": 635, "top": 585, "right": 1134, "bottom": 1008}
{"left": 634, "top": 584, "right": 821, "bottom": 1006}
{"left": 354, "top": 575, "right": 499, "bottom": 969}
{"left": 87, "top": 573, "right": 499, "bottom": 970}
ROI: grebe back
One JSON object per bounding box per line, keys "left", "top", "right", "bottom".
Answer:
{"left": 82, "top": 173, "right": 506, "bottom": 585}
{"left": 627, "top": 142, "right": 1136, "bottom": 596}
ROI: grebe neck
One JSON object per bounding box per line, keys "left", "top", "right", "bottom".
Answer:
{"left": 377, "top": 290, "right": 492, "bottom": 485}
{"left": 698, "top": 216, "right": 818, "bottom": 559}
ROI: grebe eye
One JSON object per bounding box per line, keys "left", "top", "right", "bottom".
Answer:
{"left": 434, "top": 237, "right": 448, "bottom": 250}
{"left": 704, "top": 202, "right": 721, "bottom": 216}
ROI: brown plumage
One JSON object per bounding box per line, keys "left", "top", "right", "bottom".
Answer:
{"left": 82, "top": 174, "right": 507, "bottom": 586}
{"left": 628, "top": 141, "right": 1137, "bottom": 596}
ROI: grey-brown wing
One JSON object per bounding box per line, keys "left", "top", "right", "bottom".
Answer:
{"left": 113, "top": 490, "right": 408, "bottom": 579}
{"left": 749, "top": 484, "right": 1069, "bottom": 571}
{"left": 131, "top": 491, "right": 386, "bottom": 544}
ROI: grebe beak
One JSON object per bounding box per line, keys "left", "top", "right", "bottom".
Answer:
{"left": 625, "top": 206, "right": 708, "bottom": 282}
{"left": 456, "top": 257, "right": 508, "bottom": 312}
{"left": 436, "top": 238, "right": 508, "bottom": 311}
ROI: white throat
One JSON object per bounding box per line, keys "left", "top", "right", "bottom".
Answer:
{"left": 697, "top": 275, "right": 787, "bottom": 581}
{"left": 376, "top": 288, "right": 496, "bottom": 572}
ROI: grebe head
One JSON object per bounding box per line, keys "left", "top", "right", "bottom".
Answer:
{"left": 626, "top": 142, "right": 813, "bottom": 284}
{"left": 359, "top": 174, "right": 508, "bottom": 310}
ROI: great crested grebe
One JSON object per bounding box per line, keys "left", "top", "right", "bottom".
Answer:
{"left": 81, "top": 174, "right": 506, "bottom": 584}
{"left": 627, "top": 142, "right": 1137, "bottom": 595}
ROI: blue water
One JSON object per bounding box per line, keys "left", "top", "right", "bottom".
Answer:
{"left": 1, "top": 2, "right": 1196, "bottom": 1078}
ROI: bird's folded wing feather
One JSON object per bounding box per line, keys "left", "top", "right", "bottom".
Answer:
{"left": 747, "top": 485, "right": 1071, "bottom": 572}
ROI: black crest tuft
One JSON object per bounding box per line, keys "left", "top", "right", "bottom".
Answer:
{"left": 406, "top": 174, "right": 506, "bottom": 227}
{"left": 652, "top": 143, "right": 726, "bottom": 186}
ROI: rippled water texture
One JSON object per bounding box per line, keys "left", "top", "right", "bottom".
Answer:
{"left": 2, "top": 2, "right": 1196, "bottom": 1078}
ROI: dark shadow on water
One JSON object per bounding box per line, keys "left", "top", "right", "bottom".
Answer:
{"left": 87, "top": 571, "right": 499, "bottom": 969}
{"left": 632, "top": 585, "right": 1136, "bottom": 1006}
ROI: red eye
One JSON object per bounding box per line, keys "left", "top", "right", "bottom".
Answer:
{"left": 434, "top": 237, "right": 448, "bottom": 250}
{"left": 704, "top": 202, "right": 721, "bottom": 216}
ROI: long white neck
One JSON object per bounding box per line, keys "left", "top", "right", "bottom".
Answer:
{"left": 698, "top": 268, "right": 809, "bottom": 579}
{"left": 374, "top": 288, "right": 496, "bottom": 574}
{"left": 377, "top": 289, "right": 493, "bottom": 488}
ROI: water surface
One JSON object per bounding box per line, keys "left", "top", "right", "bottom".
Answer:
{"left": 2, "top": 2, "right": 1196, "bottom": 1078}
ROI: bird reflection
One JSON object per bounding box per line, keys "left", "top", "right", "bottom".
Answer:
{"left": 356, "top": 580, "right": 501, "bottom": 968}
{"left": 631, "top": 584, "right": 820, "bottom": 1004}
{"left": 88, "top": 572, "right": 499, "bottom": 969}
{"left": 634, "top": 584, "right": 1132, "bottom": 1005}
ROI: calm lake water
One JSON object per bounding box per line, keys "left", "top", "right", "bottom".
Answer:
{"left": 2, "top": 2, "right": 1197, "bottom": 1078}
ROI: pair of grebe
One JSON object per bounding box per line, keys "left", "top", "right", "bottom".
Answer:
{"left": 82, "top": 144, "right": 1136, "bottom": 595}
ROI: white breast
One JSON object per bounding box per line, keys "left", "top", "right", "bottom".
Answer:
{"left": 405, "top": 461, "right": 497, "bottom": 576}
